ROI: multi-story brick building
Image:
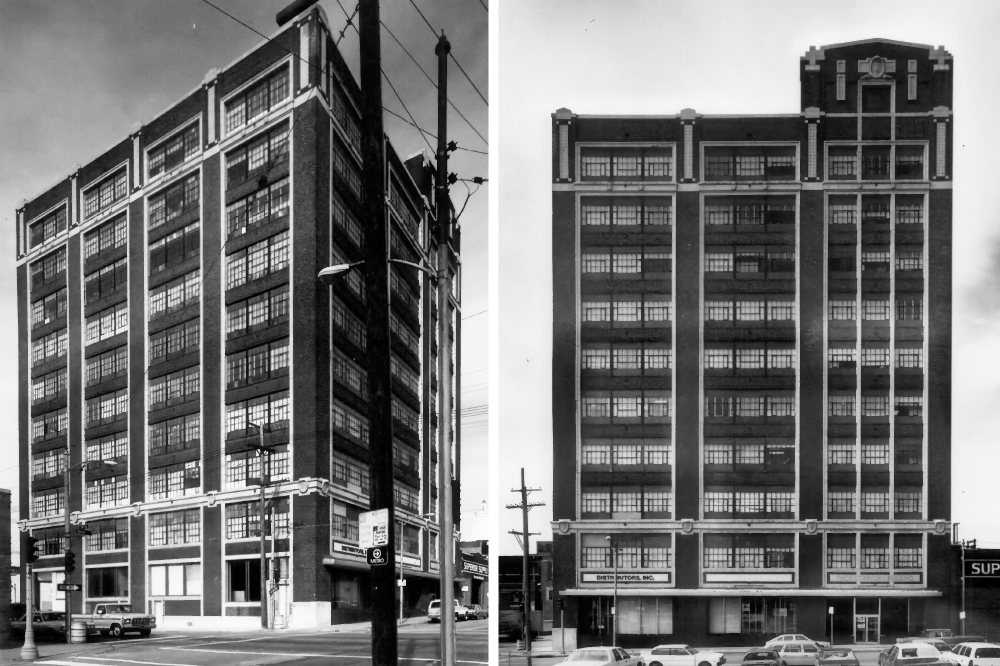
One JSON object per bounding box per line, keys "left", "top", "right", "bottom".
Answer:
{"left": 16, "top": 5, "right": 460, "bottom": 629}
{"left": 550, "top": 39, "right": 954, "bottom": 648}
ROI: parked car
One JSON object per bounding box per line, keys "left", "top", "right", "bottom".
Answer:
{"left": 922, "top": 640, "right": 955, "bottom": 654}
{"left": 899, "top": 631, "right": 988, "bottom": 648}
{"left": 639, "top": 644, "right": 727, "bottom": 666}
{"left": 9, "top": 612, "right": 67, "bottom": 641}
{"left": 942, "top": 643, "right": 1000, "bottom": 666}
{"left": 469, "top": 604, "right": 488, "bottom": 619}
{"left": 86, "top": 603, "right": 155, "bottom": 638}
{"left": 742, "top": 650, "right": 782, "bottom": 666}
{"left": 819, "top": 649, "right": 860, "bottom": 666}
{"left": 558, "top": 647, "right": 643, "bottom": 666}
{"left": 766, "top": 635, "right": 832, "bottom": 650}
{"left": 427, "top": 599, "right": 471, "bottom": 623}
{"left": 879, "top": 642, "right": 951, "bottom": 666}
{"left": 776, "top": 643, "right": 822, "bottom": 666}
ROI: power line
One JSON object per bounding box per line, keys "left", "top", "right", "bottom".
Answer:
{"left": 336, "top": 3, "right": 359, "bottom": 46}
{"left": 381, "top": 108, "right": 486, "bottom": 155}
{"left": 382, "top": 71, "right": 435, "bottom": 155}
{"left": 380, "top": 20, "right": 488, "bottom": 147}
{"left": 476, "top": 0, "right": 488, "bottom": 11}
{"left": 405, "top": 0, "right": 489, "bottom": 107}
{"left": 461, "top": 309, "right": 487, "bottom": 320}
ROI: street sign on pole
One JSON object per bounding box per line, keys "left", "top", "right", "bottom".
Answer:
{"left": 56, "top": 583, "right": 81, "bottom": 592}
{"left": 367, "top": 547, "right": 388, "bottom": 566}
{"left": 359, "top": 509, "right": 390, "bottom": 549}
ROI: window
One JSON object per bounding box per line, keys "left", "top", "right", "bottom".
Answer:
{"left": 225, "top": 444, "right": 290, "bottom": 490}
{"left": 226, "top": 286, "right": 289, "bottom": 337}
{"left": 226, "top": 128, "right": 289, "bottom": 188}
{"left": 85, "top": 346, "right": 127, "bottom": 386}
{"left": 582, "top": 300, "right": 610, "bottom": 322}
{"left": 333, "top": 144, "right": 363, "bottom": 200}
{"left": 150, "top": 563, "right": 202, "bottom": 597}
{"left": 334, "top": 349, "right": 368, "bottom": 395}
{"left": 705, "top": 349, "right": 732, "bottom": 369}
{"left": 31, "top": 488, "right": 64, "bottom": 518}
{"left": 32, "top": 329, "right": 67, "bottom": 366}
{"left": 84, "top": 258, "right": 128, "bottom": 304}
{"left": 767, "top": 300, "right": 795, "bottom": 321}
{"left": 85, "top": 214, "right": 127, "bottom": 258}
{"left": 228, "top": 559, "right": 262, "bottom": 602}
{"left": 30, "top": 248, "right": 67, "bottom": 287}
{"left": 702, "top": 534, "right": 795, "bottom": 568}
{"left": 736, "top": 301, "right": 765, "bottom": 322}
{"left": 85, "top": 475, "right": 128, "bottom": 509}
{"left": 861, "top": 251, "right": 890, "bottom": 273}
{"left": 828, "top": 153, "right": 857, "bottom": 177}
{"left": 148, "top": 124, "right": 199, "bottom": 178}
{"left": 828, "top": 396, "right": 855, "bottom": 417}
{"left": 226, "top": 390, "right": 290, "bottom": 438}
{"left": 83, "top": 169, "right": 128, "bottom": 220}
{"left": 226, "top": 339, "right": 289, "bottom": 389}
{"left": 828, "top": 441, "right": 855, "bottom": 465}
{"left": 394, "top": 483, "right": 419, "bottom": 512}
{"left": 894, "top": 491, "right": 922, "bottom": 514}
{"left": 581, "top": 490, "right": 610, "bottom": 514}
{"left": 86, "top": 389, "right": 128, "bottom": 425}
{"left": 86, "top": 433, "right": 128, "bottom": 464}
{"left": 226, "top": 177, "right": 290, "bottom": 238}
{"left": 32, "top": 368, "right": 67, "bottom": 403}
{"left": 861, "top": 348, "right": 889, "bottom": 367}
{"left": 895, "top": 396, "right": 923, "bottom": 418}
{"left": 149, "top": 460, "right": 201, "bottom": 500}
{"left": 829, "top": 202, "right": 857, "bottom": 225}
{"left": 861, "top": 440, "right": 889, "bottom": 465}
{"left": 828, "top": 349, "right": 856, "bottom": 369}
{"left": 149, "top": 270, "right": 200, "bottom": 317}
{"left": 225, "top": 66, "right": 290, "bottom": 134}
{"left": 332, "top": 502, "right": 361, "bottom": 542}
{"left": 227, "top": 232, "right": 290, "bottom": 289}
{"left": 31, "top": 449, "right": 65, "bottom": 480}
{"left": 861, "top": 493, "right": 889, "bottom": 515}
{"left": 32, "top": 409, "right": 68, "bottom": 442}
{"left": 149, "top": 413, "right": 200, "bottom": 457}
{"left": 767, "top": 396, "right": 795, "bottom": 417}
{"left": 86, "top": 518, "right": 128, "bottom": 552}
{"left": 827, "top": 547, "right": 856, "bottom": 569}
{"left": 149, "top": 173, "right": 199, "bottom": 232}
{"left": 149, "top": 222, "right": 199, "bottom": 274}
{"left": 894, "top": 546, "right": 922, "bottom": 568}
{"left": 332, "top": 456, "right": 370, "bottom": 494}
{"left": 582, "top": 348, "right": 611, "bottom": 370}
{"left": 29, "top": 207, "right": 67, "bottom": 248}
{"left": 31, "top": 289, "right": 67, "bottom": 326}
{"left": 332, "top": 193, "right": 364, "bottom": 249}
{"left": 896, "top": 299, "right": 923, "bottom": 321}
{"left": 706, "top": 301, "right": 733, "bottom": 321}
{"left": 767, "top": 349, "right": 795, "bottom": 369}
{"left": 828, "top": 300, "right": 856, "bottom": 320}
{"left": 896, "top": 251, "right": 923, "bottom": 271}
{"left": 149, "top": 366, "right": 200, "bottom": 409}
{"left": 735, "top": 349, "right": 764, "bottom": 369}
{"left": 149, "top": 319, "right": 199, "bottom": 363}
{"left": 87, "top": 566, "right": 128, "bottom": 598}
{"left": 705, "top": 253, "right": 733, "bottom": 272}
{"left": 897, "top": 203, "right": 923, "bottom": 225}
{"left": 861, "top": 299, "right": 890, "bottom": 321}
{"left": 861, "top": 395, "right": 889, "bottom": 417}
{"left": 828, "top": 491, "right": 855, "bottom": 513}
{"left": 860, "top": 546, "right": 888, "bottom": 569}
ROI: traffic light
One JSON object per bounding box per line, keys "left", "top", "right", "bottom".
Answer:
{"left": 24, "top": 534, "right": 40, "bottom": 564}
{"left": 64, "top": 550, "right": 76, "bottom": 575}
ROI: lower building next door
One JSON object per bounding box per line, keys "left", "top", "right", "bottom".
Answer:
{"left": 855, "top": 614, "right": 879, "bottom": 643}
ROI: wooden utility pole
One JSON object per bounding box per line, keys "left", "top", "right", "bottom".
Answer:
{"left": 358, "top": 0, "right": 397, "bottom": 664}
{"left": 435, "top": 29, "right": 458, "bottom": 666}
{"left": 507, "top": 469, "right": 543, "bottom": 665}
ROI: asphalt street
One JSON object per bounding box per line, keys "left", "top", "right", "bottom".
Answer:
{"left": 6, "top": 619, "right": 488, "bottom": 665}
{"left": 498, "top": 645, "right": 889, "bottom": 666}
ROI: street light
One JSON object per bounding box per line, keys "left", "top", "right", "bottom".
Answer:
{"left": 61, "top": 456, "right": 118, "bottom": 641}
{"left": 605, "top": 535, "right": 617, "bottom": 647}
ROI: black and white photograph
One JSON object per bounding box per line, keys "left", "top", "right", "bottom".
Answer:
{"left": 0, "top": 0, "right": 488, "bottom": 664}
{"left": 500, "top": 1, "right": 1000, "bottom": 665}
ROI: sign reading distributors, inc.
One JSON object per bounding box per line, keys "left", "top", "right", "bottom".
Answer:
{"left": 359, "top": 508, "right": 390, "bottom": 567}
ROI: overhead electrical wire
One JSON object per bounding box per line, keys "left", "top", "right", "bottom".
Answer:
{"left": 405, "top": 0, "right": 489, "bottom": 107}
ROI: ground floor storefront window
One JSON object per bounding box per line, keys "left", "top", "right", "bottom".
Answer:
{"left": 709, "top": 597, "right": 796, "bottom": 635}
{"left": 580, "top": 596, "right": 673, "bottom": 641}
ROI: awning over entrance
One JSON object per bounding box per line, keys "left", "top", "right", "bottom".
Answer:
{"left": 560, "top": 588, "right": 943, "bottom": 597}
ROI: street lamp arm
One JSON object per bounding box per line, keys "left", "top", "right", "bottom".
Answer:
{"left": 388, "top": 258, "right": 435, "bottom": 276}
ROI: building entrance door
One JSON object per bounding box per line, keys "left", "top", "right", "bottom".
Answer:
{"left": 855, "top": 614, "right": 879, "bottom": 643}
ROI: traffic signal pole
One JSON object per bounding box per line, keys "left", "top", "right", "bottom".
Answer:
{"left": 21, "top": 557, "right": 38, "bottom": 659}
{"left": 63, "top": 452, "right": 73, "bottom": 642}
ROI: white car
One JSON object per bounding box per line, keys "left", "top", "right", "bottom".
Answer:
{"left": 775, "top": 643, "right": 822, "bottom": 666}
{"left": 943, "top": 644, "right": 1000, "bottom": 666}
{"left": 639, "top": 644, "right": 727, "bottom": 666}
{"left": 766, "top": 635, "right": 832, "bottom": 650}
{"left": 427, "top": 599, "right": 470, "bottom": 622}
{"left": 559, "top": 647, "right": 643, "bottom": 666}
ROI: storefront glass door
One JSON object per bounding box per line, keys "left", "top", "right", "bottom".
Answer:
{"left": 855, "top": 614, "right": 879, "bottom": 643}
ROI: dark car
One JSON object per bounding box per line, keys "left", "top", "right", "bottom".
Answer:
{"left": 820, "top": 649, "right": 860, "bottom": 666}
{"left": 9, "top": 612, "right": 67, "bottom": 641}
{"left": 743, "top": 650, "right": 781, "bottom": 666}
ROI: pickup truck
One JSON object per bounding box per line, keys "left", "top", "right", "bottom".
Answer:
{"left": 898, "top": 630, "right": 986, "bottom": 647}
{"left": 85, "top": 603, "right": 156, "bottom": 638}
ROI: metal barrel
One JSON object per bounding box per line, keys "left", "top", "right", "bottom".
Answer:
{"left": 70, "top": 620, "right": 88, "bottom": 644}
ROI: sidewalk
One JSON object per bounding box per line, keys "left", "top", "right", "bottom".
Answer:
{"left": 0, "top": 640, "right": 109, "bottom": 664}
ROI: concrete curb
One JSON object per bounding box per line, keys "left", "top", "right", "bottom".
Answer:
{"left": 0, "top": 640, "right": 110, "bottom": 664}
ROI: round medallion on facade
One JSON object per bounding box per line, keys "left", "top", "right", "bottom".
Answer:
{"left": 870, "top": 56, "right": 886, "bottom": 78}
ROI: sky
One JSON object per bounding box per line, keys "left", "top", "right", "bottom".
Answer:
{"left": 0, "top": 0, "right": 489, "bottom": 556}
{"left": 499, "top": 0, "right": 1000, "bottom": 555}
